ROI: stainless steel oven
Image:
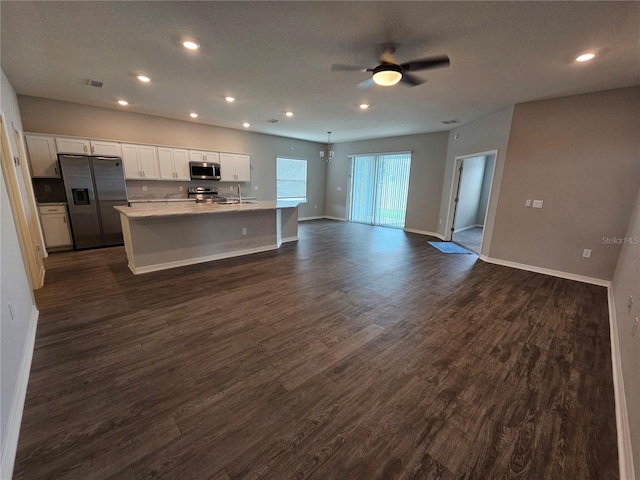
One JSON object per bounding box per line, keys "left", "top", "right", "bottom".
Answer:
{"left": 189, "top": 161, "right": 221, "bottom": 180}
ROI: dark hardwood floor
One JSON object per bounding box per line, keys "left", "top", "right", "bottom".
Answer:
{"left": 14, "top": 220, "right": 618, "bottom": 479}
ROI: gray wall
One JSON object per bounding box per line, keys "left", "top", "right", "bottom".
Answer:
{"left": 17, "top": 96, "right": 326, "bottom": 220}
{"left": 476, "top": 155, "right": 495, "bottom": 226}
{"left": 326, "top": 131, "right": 449, "bottom": 234}
{"left": 455, "top": 155, "right": 486, "bottom": 231}
{"left": 490, "top": 87, "right": 640, "bottom": 281}
{"left": 611, "top": 186, "right": 640, "bottom": 477}
{"left": 439, "top": 106, "right": 515, "bottom": 254}
{"left": 0, "top": 69, "right": 37, "bottom": 475}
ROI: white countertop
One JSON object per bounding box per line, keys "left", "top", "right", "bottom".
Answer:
{"left": 115, "top": 200, "right": 298, "bottom": 219}
{"left": 128, "top": 198, "right": 196, "bottom": 204}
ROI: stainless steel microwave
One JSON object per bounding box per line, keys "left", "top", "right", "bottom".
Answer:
{"left": 189, "top": 161, "right": 221, "bottom": 180}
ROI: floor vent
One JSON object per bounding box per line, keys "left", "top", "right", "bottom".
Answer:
{"left": 86, "top": 79, "right": 104, "bottom": 88}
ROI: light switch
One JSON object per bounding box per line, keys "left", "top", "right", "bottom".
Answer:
{"left": 254, "top": 185, "right": 259, "bottom": 191}
{"left": 532, "top": 200, "right": 543, "bottom": 208}
{"left": 337, "top": 186, "right": 342, "bottom": 191}
{"left": 525, "top": 199, "right": 532, "bottom": 207}
{"left": 582, "top": 249, "right": 592, "bottom": 258}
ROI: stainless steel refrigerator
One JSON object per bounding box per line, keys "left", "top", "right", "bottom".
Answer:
{"left": 59, "top": 154, "right": 128, "bottom": 249}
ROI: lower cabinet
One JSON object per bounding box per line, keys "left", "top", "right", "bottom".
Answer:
{"left": 39, "top": 205, "right": 73, "bottom": 249}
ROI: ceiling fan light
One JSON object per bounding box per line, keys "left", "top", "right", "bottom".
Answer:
{"left": 372, "top": 65, "right": 402, "bottom": 86}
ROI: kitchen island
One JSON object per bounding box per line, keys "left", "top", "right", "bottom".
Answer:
{"left": 114, "top": 201, "right": 299, "bottom": 274}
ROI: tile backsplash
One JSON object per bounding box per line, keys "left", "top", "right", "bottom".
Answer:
{"left": 32, "top": 178, "right": 66, "bottom": 203}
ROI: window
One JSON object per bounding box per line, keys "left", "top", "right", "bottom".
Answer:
{"left": 276, "top": 157, "right": 307, "bottom": 202}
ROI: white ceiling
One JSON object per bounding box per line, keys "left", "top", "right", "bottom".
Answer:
{"left": 1, "top": 1, "right": 639, "bottom": 143}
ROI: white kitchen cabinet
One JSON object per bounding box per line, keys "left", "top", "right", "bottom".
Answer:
{"left": 158, "top": 147, "right": 190, "bottom": 180}
{"left": 121, "top": 144, "right": 159, "bottom": 179}
{"left": 189, "top": 150, "right": 220, "bottom": 164}
{"left": 25, "top": 135, "right": 60, "bottom": 177}
{"left": 89, "top": 140, "right": 122, "bottom": 156}
{"left": 39, "top": 205, "right": 72, "bottom": 249}
{"left": 55, "top": 137, "right": 121, "bottom": 156}
{"left": 219, "top": 153, "right": 251, "bottom": 182}
{"left": 56, "top": 137, "right": 91, "bottom": 154}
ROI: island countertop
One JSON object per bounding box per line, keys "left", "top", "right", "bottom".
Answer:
{"left": 114, "top": 200, "right": 298, "bottom": 219}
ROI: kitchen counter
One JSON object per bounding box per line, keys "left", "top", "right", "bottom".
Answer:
{"left": 127, "top": 198, "right": 196, "bottom": 204}
{"left": 115, "top": 201, "right": 299, "bottom": 274}
{"left": 115, "top": 200, "right": 295, "bottom": 219}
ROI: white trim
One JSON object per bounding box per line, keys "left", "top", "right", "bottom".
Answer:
{"left": 478, "top": 255, "right": 611, "bottom": 287}
{"left": 1, "top": 306, "right": 39, "bottom": 480}
{"left": 403, "top": 228, "right": 445, "bottom": 240}
{"left": 324, "top": 216, "right": 347, "bottom": 222}
{"left": 453, "top": 225, "right": 481, "bottom": 233}
{"left": 298, "top": 216, "right": 324, "bottom": 221}
{"left": 347, "top": 150, "right": 412, "bottom": 158}
{"left": 129, "top": 244, "right": 278, "bottom": 274}
{"left": 282, "top": 236, "right": 299, "bottom": 243}
{"left": 608, "top": 287, "right": 635, "bottom": 480}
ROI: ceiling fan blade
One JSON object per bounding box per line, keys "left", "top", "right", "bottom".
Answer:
{"left": 331, "top": 64, "right": 370, "bottom": 72}
{"left": 357, "top": 77, "right": 375, "bottom": 89}
{"left": 401, "top": 55, "right": 450, "bottom": 72}
{"left": 400, "top": 73, "right": 426, "bottom": 87}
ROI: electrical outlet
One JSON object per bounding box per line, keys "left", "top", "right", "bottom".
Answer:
{"left": 314, "top": 204, "right": 317, "bottom": 209}
{"left": 582, "top": 249, "right": 592, "bottom": 258}
{"left": 439, "top": 218, "right": 442, "bottom": 224}
{"left": 254, "top": 185, "right": 258, "bottom": 191}
{"left": 142, "top": 185, "right": 147, "bottom": 192}
{"left": 525, "top": 199, "right": 532, "bottom": 207}
{"left": 241, "top": 227, "right": 247, "bottom": 235}
{"left": 179, "top": 186, "right": 183, "bottom": 192}
{"left": 628, "top": 296, "right": 634, "bottom": 313}
{"left": 337, "top": 186, "right": 342, "bottom": 191}
{"left": 230, "top": 186, "right": 234, "bottom": 192}
{"left": 532, "top": 200, "right": 543, "bottom": 208}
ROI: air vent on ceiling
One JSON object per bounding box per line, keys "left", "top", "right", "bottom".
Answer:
{"left": 441, "top": 119, "right": 461, "bottom": 125}
{"left": 86, "top": 79, "right": 104, "bottom": 88}
{"left": 266, "top": 119, "right": 280, "bottom": 124}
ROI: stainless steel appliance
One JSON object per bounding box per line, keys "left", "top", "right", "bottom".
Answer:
{"left": 190, "top": 161, "right": 221, "bottom": 180}
{"left": 187, "top": 186, "right": 225, "bottom": 203}
{"left": 58, "top": 154, "right": 128, "bottom": 249}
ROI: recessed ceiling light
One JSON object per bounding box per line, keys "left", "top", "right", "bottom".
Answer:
{"left": 285, "top": 111, "right": 294, "bottom": 117}
{"left": 182, "top": 41, "right": 200, "bottom": 50}
{"left": 190, "top": 112, "right": 198, "bottom": 118}
{"left": 225, "top": 96, "right": 236, "bottom": 103}
{"left": 243, "top": 122, "right": 250, "bottom": 128}
{"left": 137, "top": 75, "right": 150, "bottom": 83}
{"left": 576, "top": 53, "right": 595, "bottom": 62}
{"left": 359, "top": 104, "right": 370, "bottom": 110}
{"left": 118, "top": 100, "right": 128, "bottom": 106}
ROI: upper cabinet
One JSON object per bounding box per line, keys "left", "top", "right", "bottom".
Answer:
{"left": 55, "top": 137, "right": 121, "bottom": 156}
{"left": 189, "top": 150, "right": 219, "bottom": 164}
{"left": 25, "top": 135, "right": 60, "bottom": 178}
{"left": 158, "top": 147, "right": 190, "bottom": 180}
{"left": 121, "top": 144, "right": 159, "bottom": 180}
{"left": 219, "top": 153, "right": 250, "bottom": 182}
{"left": 55, "top": 137, "right": 91, "bottom": 155}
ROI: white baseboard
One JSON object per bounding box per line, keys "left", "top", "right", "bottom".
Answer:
{"left": 298, "top": 216, "right": 324, "bottom": 222}
{"left": 607, "top": 287, "right": 635, "bottom": 480}
{"left": 403, "top": 228, "right": 445, "bottom": 240}
{"left": 324, "top": 216, "right": 347, "bottom": 222}
{"left": 478, "top": 255, "right": 611, "bottom": 287}
{"left": 1, "top": 306, "right": 39, "bottom": 480}
{"left": 129, "top": 244, "right": 279, "bottom": 274}
{"left": 282, "top": 236, "right": 299, "bottom": 243}
{"left": 454, "top": 225, "right": 480, "bottom": 233}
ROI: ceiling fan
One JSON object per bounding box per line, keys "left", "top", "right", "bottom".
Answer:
{"left": 331, "top": 44, "right": 450, "bottom": 89}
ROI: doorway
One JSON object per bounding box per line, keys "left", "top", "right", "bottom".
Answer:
{"left": 448, "top": 152, "right": 497, "bottom": 254}
{"left": 349, "top": 152, "right": 411, "bottom": 229}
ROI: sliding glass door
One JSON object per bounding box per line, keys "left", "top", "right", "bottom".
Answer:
{"left": 349, "top": 152, "right": 411, "bottom": 229}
